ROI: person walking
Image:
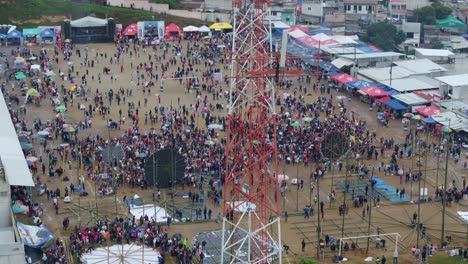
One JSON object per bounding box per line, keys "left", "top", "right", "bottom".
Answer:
{"left": 301, "top": 239, "right": 306, "bottom": 252}
{"left": 393, "top": 251, "right": 398, "bottom": 263}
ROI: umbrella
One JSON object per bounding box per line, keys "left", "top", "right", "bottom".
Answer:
{"left": 20, "top": 142, "right": 33, "bottom": 151}
{"left": 403, "top": 113, "right": 413, "bottom": 118}
{"left": 18, "top": 131, "right": 30, "bottom": 138}
{"left": 45, "top": 70, "right": 56, "bottom": 77}
{"left": 63, "top": 127, "right": 75, "bottom": 133}
{"left": 27, "top": 88, "right": 39, "bottom": 96}
{"left": 277, "top": 174, "right": 290, "bottom": 182}
{"left": 56, "top": 113, "right": 65, "bottom": 119}
{"left": 336, "top": 95, "right": 347, "bottom": 100}
{"left": 252, "top": 140, "right": 260, "bottom": 145}
{"left": 291, "top": 121, "right": 300, "bottom": 127}
{"left": 56, "top": 105, "right": 66, "bottom": 111}
{"left": 15, "top": 72, "right": 26, "bottom": 80}
{"left": 138, "top": 152, "right": 147, "bottom": 158}
{"left": 204, "top": 140, "right": 215, "bottom": 146}
{"left": 26, "top": 156, "right": 39, "bottom": 162}
{"left": 302, "top": 117, "right": 313, "bottom": 122}
{"left": 411, "top": 114, "right": 421, "bottom": 120}
{"left": 28, "top": 56, "right": 37, "bottom": 61}
{"left": 37, "top": 130, "right": 49, "bottom": 136}
{"left": 208, "top": 124, "right": 223, "bottom": 129}
{"left": 64, "top": 39, "right": 71, "bottom": 43}
{"left": 440, "top": 126, "right": 452, "bottom": 133}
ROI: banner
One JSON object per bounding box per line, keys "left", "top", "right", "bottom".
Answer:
{"left": 17, "top": 222, "right": 53, "bottom": 249}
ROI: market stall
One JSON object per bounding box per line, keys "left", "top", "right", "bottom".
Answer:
{"left": 22, "top": 28, "right": 41, "bottom": 45}
{"left": 7, "top": 29, "right": 23, "bottom": 46}
{"left": 165, "top": 23, "right": 181, "bottom": 40}
{"left": 39, "top": 28, "right": 56, "bottom": 44}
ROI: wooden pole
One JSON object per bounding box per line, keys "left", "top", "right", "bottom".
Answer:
{"left": 366, "top": 167, "right": 374, "bottom": 254}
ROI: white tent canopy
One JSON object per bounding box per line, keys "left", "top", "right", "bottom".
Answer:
{"left": 0, "top": 89, "right": 34, "bottom": 186}
{"left": 394, "top": 59, "right": 447, "bottom": 75}
{"left": 331, "top": 58, "right": 354, "bottom": 68}
{"left": 436, "top": 73, "right": 468, "bottom": 87}
{"left": 70, "top": 16, "right": 108, "bottom": 28}
{"left": 81, "top": 244, "right": 161, "bottom": 264}
{"left": 198, "top": 25, "right": 210, "bottom": 33}
{"left": 129, "top": 204, "right": 170, "bottom": 223}
{"left": 182, "top": 25, "right": 199, "bottom": 32}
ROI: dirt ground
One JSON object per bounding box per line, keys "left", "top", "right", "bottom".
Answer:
{"left": 2, "top": 41, "right": 467, "bottom": 263}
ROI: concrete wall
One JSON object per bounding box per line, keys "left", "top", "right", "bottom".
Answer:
{"left": 203, "top": 0, "right": 233, "bottom": 11}
{"left": 405, "top": 0, "right": 430, "bottom": 11}
{"left": 302, "top": 1, "right": 324, "bottom": 18}
{"left": 108, "top": 0, "right": 169, "bottom": 12}
{"left": 200, "top": 13, "right": 232, "bottom": 23}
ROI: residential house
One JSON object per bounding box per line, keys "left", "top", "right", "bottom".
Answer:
{"left": 343, "top": 0, "right": 378, "bottom": 33}
{"left": 389, "top": 0, "right": 430, "bottom": 21}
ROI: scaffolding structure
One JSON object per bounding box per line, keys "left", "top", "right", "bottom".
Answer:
{"left": 221, "top": 0, "right": 282, "bottom": 263}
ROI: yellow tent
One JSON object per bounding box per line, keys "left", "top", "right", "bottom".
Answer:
{"left": 209, "top": 22, "right": 233, "bottom": 30}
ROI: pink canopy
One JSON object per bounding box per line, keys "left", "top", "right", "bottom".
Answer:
{"left": 165, "top": 23, "right": 181, "bottom": 33}
{"left": 415, "top": 105, "right": 443, "bottom": 117}
{"left": 297, "top": 36, "right": 319, "bottom": 46}
{"left": 331, "top": 73, "right": 358, "bottom": 84}
{"left": 287, "top": 25, "right": 308, "bottom": 32}
{"left": 122, "top": 23, "right": 137, "bottom": 36}
{"left": 360, "top": 86, "right": 389, "bottom": 98}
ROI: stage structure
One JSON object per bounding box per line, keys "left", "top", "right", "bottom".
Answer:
{"left": 221, "top": 0, "right": 302, "bottom": 263}
{"left": 144, "top": 148, "right": 185, "bottom": 189}
{"left": 64, "top": 16, "right": 115, "bottom": 44}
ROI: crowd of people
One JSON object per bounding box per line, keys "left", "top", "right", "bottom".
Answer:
{"left": 2, "top": 25, "right": 468, "bottom": 264}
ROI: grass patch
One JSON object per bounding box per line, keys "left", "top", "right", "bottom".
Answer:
{"left": 149, "top": 0, "right": 181, "bottom": 9}
{"left": 0, "top": 0, "right": 202, "bottom": 28}
{"left": 429, "top": 254, "right": 466, "bottom": 264}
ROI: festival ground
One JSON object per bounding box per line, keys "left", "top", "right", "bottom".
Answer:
{"left": 3, "top": 41, "right": 467, "bottom": 263}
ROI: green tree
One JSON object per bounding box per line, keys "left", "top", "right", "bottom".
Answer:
{"left": 360, "top": 21, "right": 406, "bottom": 51}
{"left": 410, "top": 0, "right": 452, "bottom": 24}
{"left": 412, "top": 6, "right": 437, "bottom": 25}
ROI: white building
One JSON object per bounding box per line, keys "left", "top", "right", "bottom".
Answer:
{"left": 414, "top": 48, "right": 455, "bottom": 64}
{"left": 436, "top": 74, "right": 468, "bottom": 101}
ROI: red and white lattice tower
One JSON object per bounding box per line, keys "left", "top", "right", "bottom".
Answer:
{"left": 221, "top": 0, "right": 282, "bottom": 263}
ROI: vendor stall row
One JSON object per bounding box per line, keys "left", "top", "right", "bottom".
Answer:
{"left": 0, "top": 27, "right": 58, "bottom": 46}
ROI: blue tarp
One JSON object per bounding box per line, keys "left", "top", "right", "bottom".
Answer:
{"left": 0, "top": 33, "right": 6, "bottom": 39}
{"left": 347, "top": 80, "right": 372, "bottom": 89}
{"left": 384, "top": 99, "right": 408, "bottom": 111}
{"left": 422, "top": 117, "right": 437, "bottom": 124}
{"left": 40, "top": 29, "right": 54, "bottom": 37}
{"left": 380, "top": 87, "right": 400, "bottom": 96}
{"left": 7, "top": 29, "right": 22, "bottom": 39}
{"left": 17, "top": 222, "right": 54, "bottom": 248}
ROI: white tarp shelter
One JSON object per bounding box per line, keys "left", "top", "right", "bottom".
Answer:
{"left": 0, "top": 89, "right": 34, "bottom": 187}
{"left": 415, "top": 48, "right": 455, "bottom": 61}
{"left": 393, "top": 59, "right": 447, "bottom": 75}
{"left": 229, "top": 201, "right": 257, "bottom": 212}
{"left": 431, "top": 111, "right": 468, "bottom": 132}
{"left": 436, "top": 73, "right": 468, "bottom": 87}
{"left": 381, "top": 77, "right": 438, "bottom": 92}
{"left": 331, "top": 57, "right": 354, "bottom": 68}
{"left": 358, "top": 66, "right": 414, "bottom": 82}
{"left": 70, "top": 16, "right": 108, "bottom": 28}
{"left": 129, "top": 204, "right": 170, "bottom": 223}
{"left": 392, "top": 93, "right": 429, "bottom": 106}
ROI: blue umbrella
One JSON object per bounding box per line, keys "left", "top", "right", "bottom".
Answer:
{"left": 138, "top": 152, "right": 147, "bottom": 158}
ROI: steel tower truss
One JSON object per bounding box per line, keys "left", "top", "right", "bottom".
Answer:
{"left": 221, "top": 0, "right": 282, "bottom": 263}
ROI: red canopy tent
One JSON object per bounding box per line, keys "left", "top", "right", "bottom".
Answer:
{"left": 122, "top": 23, "right": 138, "bottom": 36}
{"left": 415, "top": 105, "right": 443, "bottom": 117}
{"left": 331, "top": 73, "right": 358, "bottom": 84}
{"left": 165, "top": 23, "right": 181, "bottom": 33}
{"left": 360, "top": 86, "right": 389, "bottom": 98}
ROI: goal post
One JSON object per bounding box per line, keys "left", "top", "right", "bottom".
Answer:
{"left": 338, "top": 233, "right": 401, "bottom": 257}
